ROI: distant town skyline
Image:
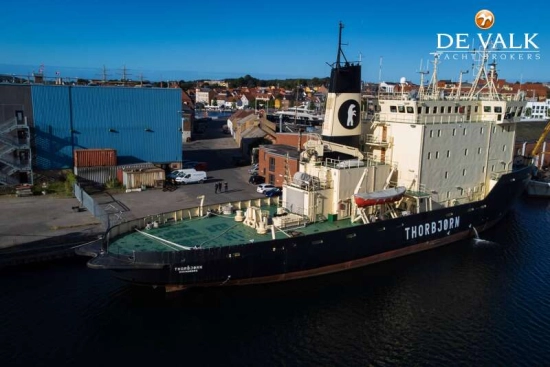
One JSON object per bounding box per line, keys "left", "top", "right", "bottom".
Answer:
{"left": 1, "top": 0, "right": 549, "bottom": 84}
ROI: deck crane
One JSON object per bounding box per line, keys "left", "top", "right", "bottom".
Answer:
{"left": 529, "top": 120, "right": 550, "bottom": 168}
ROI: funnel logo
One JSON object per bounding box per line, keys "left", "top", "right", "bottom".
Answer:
{"left": 338, "top": 100, "right": 360, "bottom": 130}
{"left": 475, "top": 9, "right": 494, "bottom": 30}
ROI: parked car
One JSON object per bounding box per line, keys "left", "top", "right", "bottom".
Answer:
{"left": 248, "top": 175, "right": 265, "bottom": 184}
{"left": 248, "top": 163, "right": 259, "bottom": 175}
{"left": 264, "top": 187, "right": 282, "bottom": 197}
{"left": 257, "top": 183, "right": 275, "bottom": 194}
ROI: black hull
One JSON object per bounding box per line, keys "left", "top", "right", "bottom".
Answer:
{"left": 81, "top": 167, "right": 533, "bottom": 290}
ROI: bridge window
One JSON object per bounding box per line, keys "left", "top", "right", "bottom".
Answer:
{"left": 407, "top": 106, "right": 414, "bottom": 113}
{"left": 440, "top": 106, "right": 445, "bottom": 113}
{"left": 484, "top": 106, "right": 491, "bottom": 112}
{"left": 475, "top": 106, "right": 479, "bottom": 113}
{"left": 398, "top": 106, "right": 405, "bottom": 113}
{"left": 432, "top": 106, "right": 437, "bottom": 114}
{"left": 494, "top": 106, "right": 502, "bottom": 113}
{"left": 390, "top": 106, "right": 397, "bottom": 112}
{"left": 447, "top": 106, "right": 452, "bottom": 113}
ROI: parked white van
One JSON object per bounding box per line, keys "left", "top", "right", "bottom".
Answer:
{"left": 167, "top": 168, "right": 196, "bottom": 180}
{"left": 175, "top": 170, "right": 207, "bottom": 184}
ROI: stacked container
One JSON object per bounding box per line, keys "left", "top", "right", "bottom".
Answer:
{"left": 73, "top": 148, "right": 118, "bottom": 184}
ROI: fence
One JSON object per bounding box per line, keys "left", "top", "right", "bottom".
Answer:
{"left": 74, "top": 183, "right": 123, "bottom": 229}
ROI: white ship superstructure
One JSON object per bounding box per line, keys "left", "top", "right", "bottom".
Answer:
{"left": 282, "top": 47, "right": 526, "bottom": 226}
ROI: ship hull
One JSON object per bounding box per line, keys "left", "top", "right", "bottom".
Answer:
{"left": 83, "top": 166, "right": 532, "bottom": 290}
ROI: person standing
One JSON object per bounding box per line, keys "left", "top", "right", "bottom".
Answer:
{"left": 214, "top": 182, "right": 218, "bottom": 193}
{"left": 224, "top": 182, "right": 228, "bottom": 192}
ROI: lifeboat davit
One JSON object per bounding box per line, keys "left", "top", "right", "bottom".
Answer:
{"left": 353, "top": 186, "right": 407, "bottom": 207}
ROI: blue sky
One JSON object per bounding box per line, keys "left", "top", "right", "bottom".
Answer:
{"left": 1, "top": 0, "right": 548, "bottom": 84}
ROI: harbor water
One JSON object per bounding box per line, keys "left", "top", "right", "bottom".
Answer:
{"left": 0, "top": 196, "right": 549, "bottom": 366}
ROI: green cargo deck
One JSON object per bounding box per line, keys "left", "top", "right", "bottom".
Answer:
{"left": 108, "top": 205, "right": 360, "bottom": 256}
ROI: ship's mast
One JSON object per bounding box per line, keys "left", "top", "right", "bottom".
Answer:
{"left": 335, "top": 21, "right": 348, "bottom": 69}
{"left": 425, "top": 52, "right": 440, "bottom": 100}
{"left": 466, "top": 45, "right": 500, "bottom": 101}
{"left": 454, "top": 69, "right": 469, "bottom": 100}
{"left": 417, "top": 59, "right": 429, "bottom": 101}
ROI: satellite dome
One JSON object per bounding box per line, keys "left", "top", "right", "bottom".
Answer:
{"left": 400, "top": 77, "right": 407, "bottom": 84}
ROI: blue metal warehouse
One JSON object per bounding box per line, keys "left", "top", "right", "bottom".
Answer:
{"left": 31, "top": 85, "right": 182, "bottom": 170}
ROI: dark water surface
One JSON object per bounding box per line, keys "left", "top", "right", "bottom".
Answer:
{"left": 1, "top": 197, "right": 549, "bottom": 367}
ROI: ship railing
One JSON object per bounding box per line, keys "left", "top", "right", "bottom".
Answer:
{"left": 101, "top": 197, "right": 278, "bottom": 255}
{"left": 377, "top": 112, "right": 497, "bottom": 125}
{"left": 279, "top": 201, "right": 310, "bottom": 224}
{"left": 364, "top": 134, "right": 389, "bottom": 146}
{"left": 363, "top": 152, "right": 390, "bottom": 166}
{"left": 377, "top": 93, "right": 416, "bottom": 101}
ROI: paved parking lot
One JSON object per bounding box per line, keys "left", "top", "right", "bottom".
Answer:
{"left": 108, "top": 117, "right": 263, "bottom": 221}
{"left": 0, "top": 115, "right": 263, "bottom": 248}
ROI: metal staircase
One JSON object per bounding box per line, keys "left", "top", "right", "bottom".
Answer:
{"left": 0, "top": 113, "right": 32, "bottom": 186}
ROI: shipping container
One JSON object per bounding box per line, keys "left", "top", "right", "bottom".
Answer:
{"left": 74, "top": 166, "right": 118, "bottom": 185}
{"left": 74, "top": 148, "right": 117, "bottom": 168}
{"left": 122, "top": 168, "right": 165, "bottom": 189}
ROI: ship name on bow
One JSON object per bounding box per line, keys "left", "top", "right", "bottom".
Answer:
{"left": 405, "top": 216, "right": 461, "bottom": 240}
{"left": 174, "top": 265, "right": 203, "bottom": 274}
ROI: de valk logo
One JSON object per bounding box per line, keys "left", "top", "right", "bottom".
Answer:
{"left": 475, "top": 9, "right": 494, "bottom": 30}
{"left": 436, "top": 9, "right": 540, "bottom": 61}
